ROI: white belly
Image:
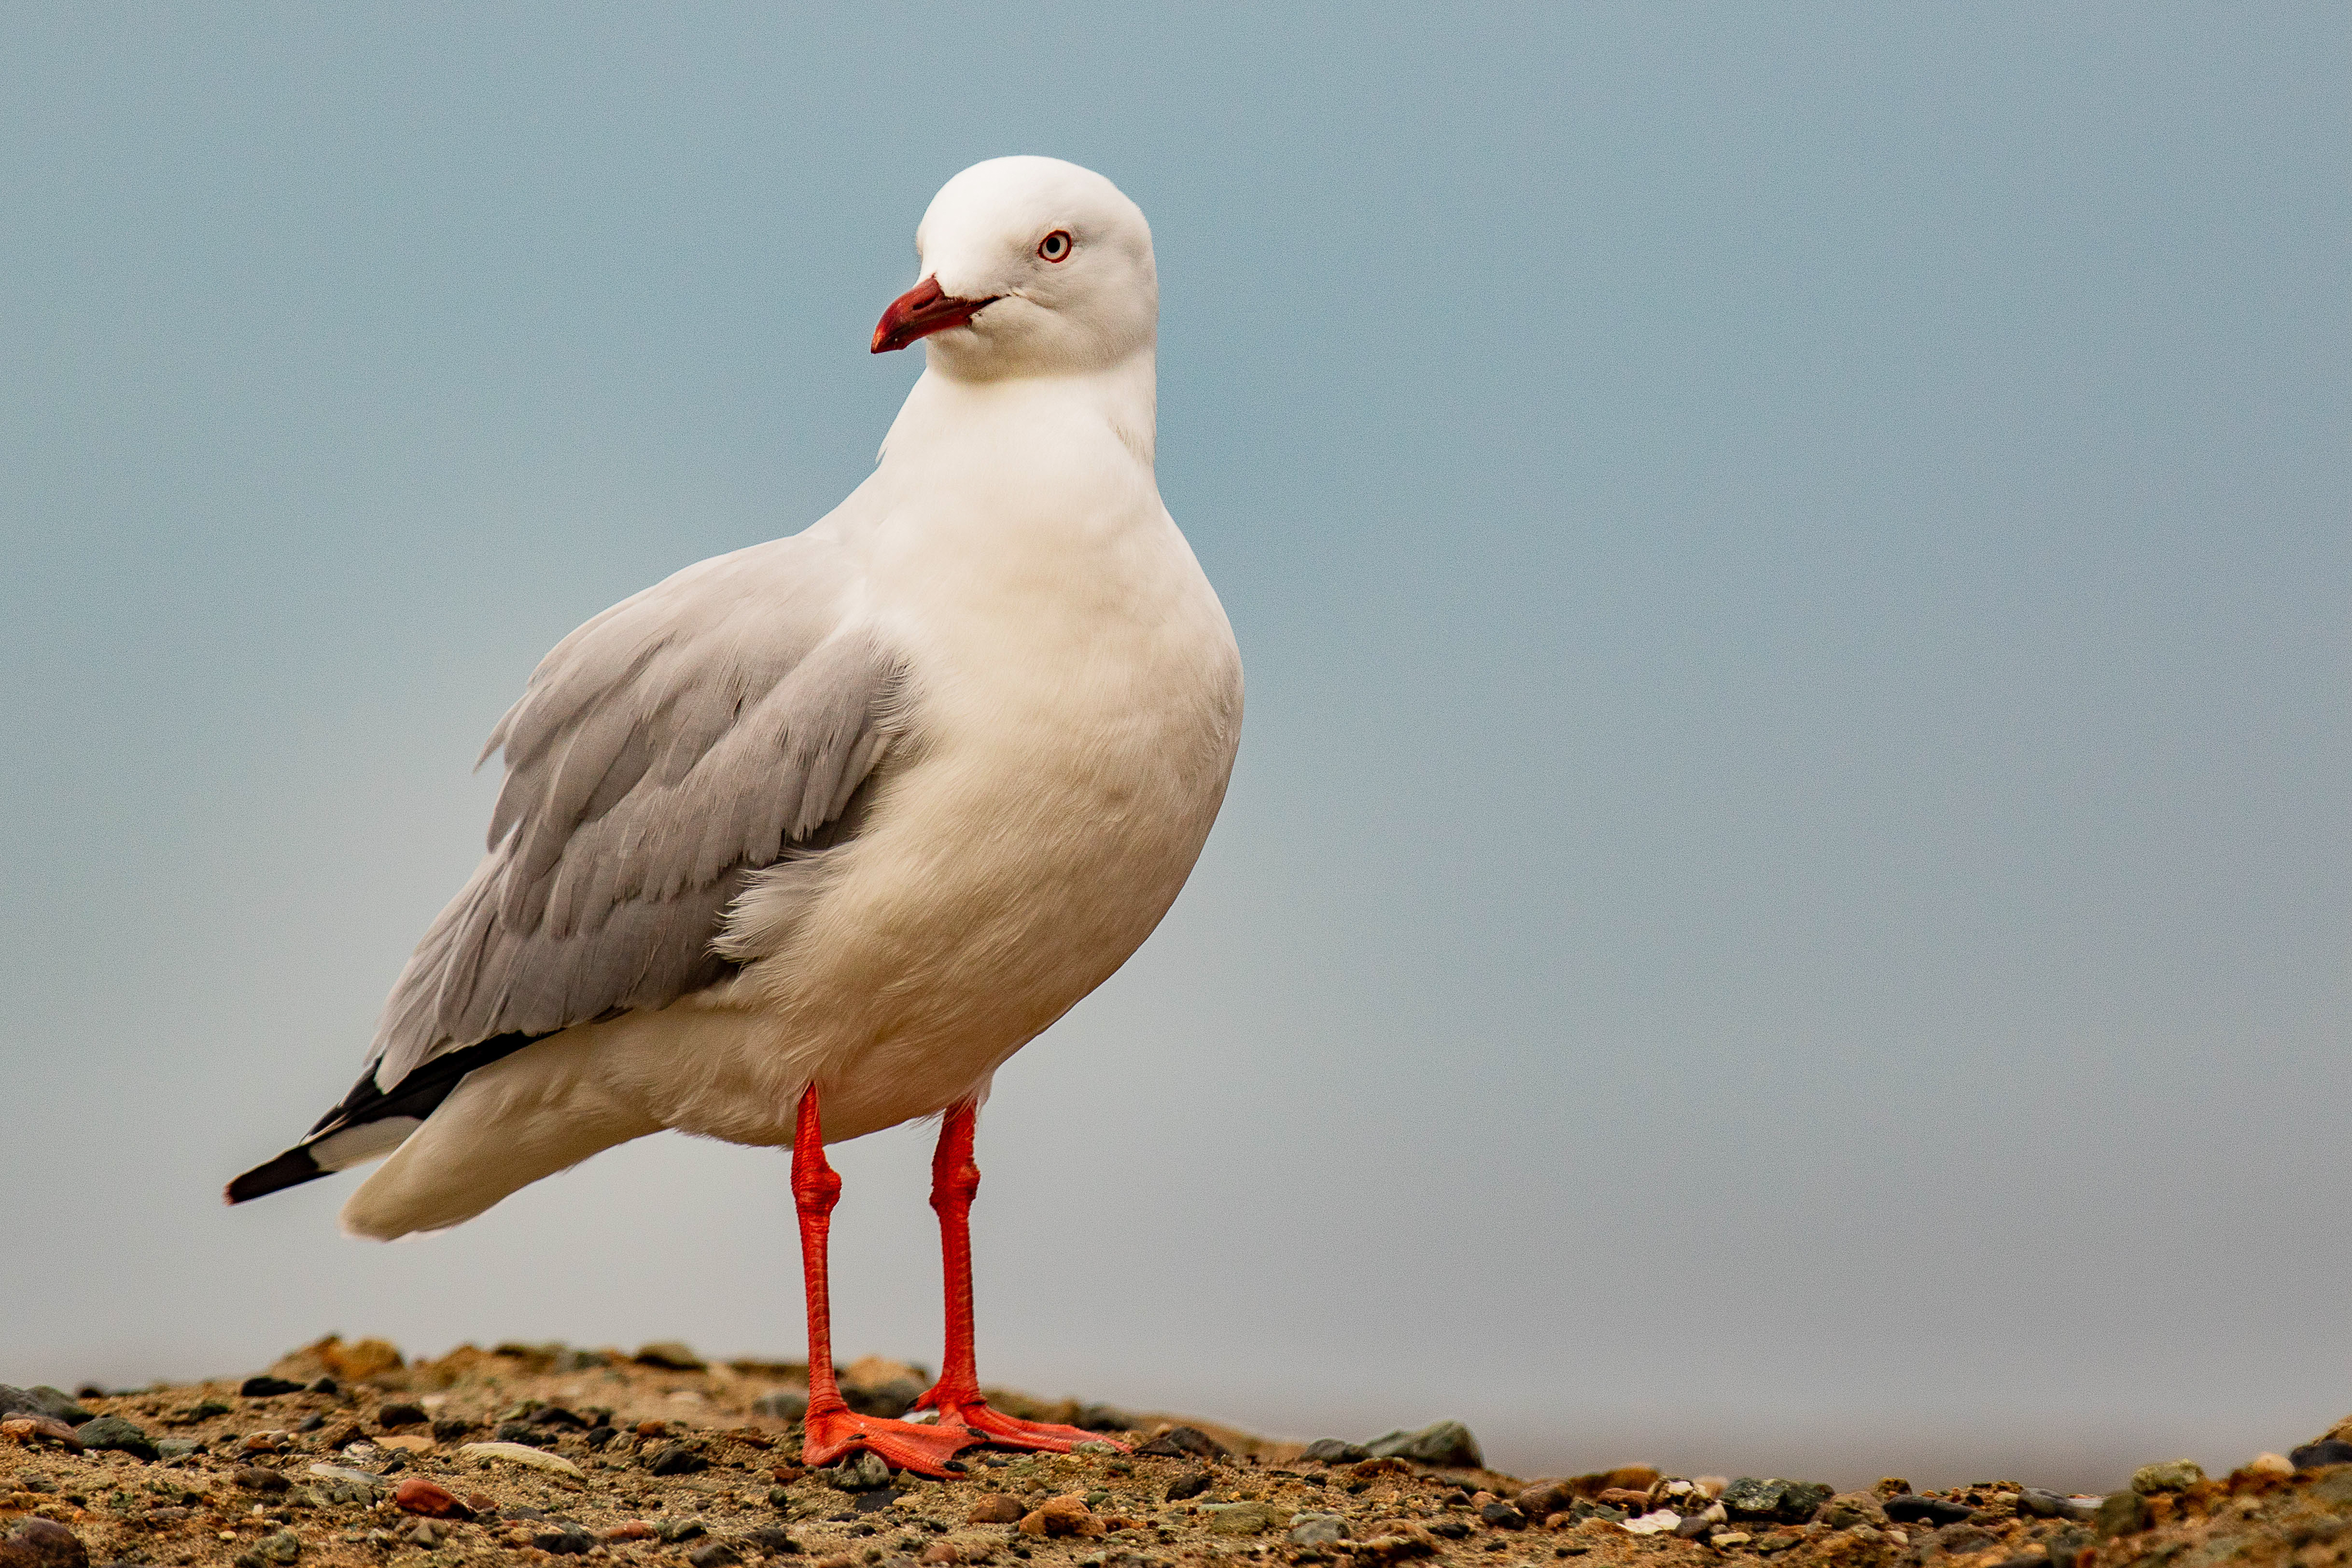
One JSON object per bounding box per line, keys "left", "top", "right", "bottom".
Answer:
{"left": 591, "top": 489, "right": 1243, "bottom": 1147}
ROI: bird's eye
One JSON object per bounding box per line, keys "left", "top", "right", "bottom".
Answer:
{"left": 1037, "top": 230, "right": 1073, "bottom": 263}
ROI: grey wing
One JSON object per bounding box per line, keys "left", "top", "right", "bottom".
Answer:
{"left": 365, "top": 535, "right": 907, "bottom": 1091}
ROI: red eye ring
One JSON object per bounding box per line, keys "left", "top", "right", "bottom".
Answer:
{"left": 1037, "top": 229, "right": 1073, "bottom": 263}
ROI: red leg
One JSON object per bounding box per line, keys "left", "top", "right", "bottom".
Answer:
{"left": 914, "top": 1100, "right": 1126, "bottom": 1453}
{"left": 792, "top": 1084, "right": 977, "bottom": 1476}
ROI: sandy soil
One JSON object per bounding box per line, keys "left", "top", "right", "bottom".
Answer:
{"left": 4, "top": 1338, "right": 2348, "bottom": 1568}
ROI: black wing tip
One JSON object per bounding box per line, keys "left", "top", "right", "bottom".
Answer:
{"left": 224, "top": 1146, "right": 327, "bottom": 1206}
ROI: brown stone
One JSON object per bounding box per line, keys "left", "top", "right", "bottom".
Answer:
{"left": 378, "top": 1435, "right": 434, "bottom": 1454}
{"left": 1514, "top": 1482, "right": 1578, "bottom": 1524}
{"left": 1598, "top": 1488, "right": 1651, "bottom": 1510}
{"left": 636, "top": 1420, "right": 668, "bottom": 1439}
{"left": 240, "top": 1432, "right": 289, "bottom": 1454}
{"left": 770, "top": 1466, "right": 807, "bottom": 1484}
{"left": 921, "top": 1545, "right": 961, "bottom": 1565}
{"left": 1352, "top": 1523, "right": 1438, "bottom": 1566}
{"left": 393, "top": 1478, "right": 470, "bottom": 1519}
{"left": 0, "top": 1519, "right": 87, "bottom": 1568}
{"left": 0, "top": 1419, "right": 80, "bottom": 1453}
{"left": 1350, "top": 1458, "right": 1412, "bottom": 1481}
{"left": 1017, "top": 1497, "right": 1103, "bottom": 1539}
{"left": 967, "top": 1497, "right": 1024, "bottom": 1526}
{"left": 1603, "top": 1468, "right": 1661, "bottom": 1493}
{"left": 600, "top": 1523, "right": 657, "bottom": 1541}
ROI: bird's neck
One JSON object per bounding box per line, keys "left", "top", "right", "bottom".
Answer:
{"left": 879, "top": 350, "right": 1158, "bottom": 473}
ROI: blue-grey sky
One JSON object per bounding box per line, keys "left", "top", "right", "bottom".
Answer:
{"left": 3, "top": 5, "right": 2347, "bottom": 1494}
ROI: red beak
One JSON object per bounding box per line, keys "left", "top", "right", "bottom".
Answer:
{"left": 871, "top": 276, "right": 999, "bottom": 354}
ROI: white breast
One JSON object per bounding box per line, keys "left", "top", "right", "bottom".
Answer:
{"left": 622, "top": 364, "right": 1242, "bottom": 1145}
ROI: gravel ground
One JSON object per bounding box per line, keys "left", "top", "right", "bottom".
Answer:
{"left": 5, "top": 1339, "right": 2350, "bottom": 1568}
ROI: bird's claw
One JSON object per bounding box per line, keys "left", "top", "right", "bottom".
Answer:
{"left": 801, "top": 1403, "right": 980, "bottom": 1477}
{"left": 921, "top": 1393, "right": 1127, "bottom": 1454}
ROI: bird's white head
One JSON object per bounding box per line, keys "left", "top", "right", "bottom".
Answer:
{"left": 872, "top": 156, "right": 1156, "bottom": 381}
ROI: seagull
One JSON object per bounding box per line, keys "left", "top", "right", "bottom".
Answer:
{"left": 225, "top": 156, "right": 1244, "bottom": 1475}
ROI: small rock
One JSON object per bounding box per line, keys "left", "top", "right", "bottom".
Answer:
{"left": 252, "top": 1530, "right": 300, "bottom": 1563}
{"left": 1072, "top": 1404, "right": 1134, "bottom": 1433}
{"left": 2292, "top": 1441, "right": 2352, "bottom": 1471}
{"left": 2244, "top": 1453, "right": 2295, "bottom": 1478}
{"left": 232, "top": 1465, "right": 292, "bottom": 1494}
{"left": 1620, "top": 1512, "right": 1680, "bottom": 1537}
{"left": 2130, "top": 1461, "right": 2204, "bottom": 1495}
{"left": 601, "top": 1523, "right": 658, "bottom": 1542}
{"left": 921, "top": 1543, "right": 962, "bottom": 1565}
{"left": 1672, "top": 1516, "right": 1715, "bottom": 1540}
{"left": 646, "top": 1443, "right": 712, "bottom": 1477}
{"left": 394, "top": 1477, "right": 470, "bottom": 1518}
{"left": 822, "top": 1451, "right": 892, "bottom": 1492}
{"left": 0, "top": 1519, "right": 89, "bottom": 1568}
{"left": 239, "top": 1378, "right": 305, "bottom": 1399}
{"left": 1512, "top": 1482, "right": 1578, "bottom": 1524}
{"left": 154, "top": 1439, "right": 202, "bottom": 1459}
{"left": 1597, "top": 1489, "right": 1652, "bottom": 1511}
{"left": 1301, "top": 1440, "right": 1370, "bottom": 1465}
{"left": 376, "top": 1403, "right": 429, "bottom": 1429}
{"left": 968, "top": 1497, "right": 1025, "bottom": 1525}
{"left": 753, "top": 1391, "right": 811, "bottom": 1422}
{"left": 686, "top": 1544, "right": 742, "bottom": 1568}
{"left": 0, "top": 1389, "right": 93, "bottom": 1428}
{"left": 529, "top": 1406, "right": 590, "bottom": 1430}
{"left": 1163, "top": 1470, "right": 1211, "bottom": 1503}
{"left": 0, "top": 1418, "right": 81, "bottom": 1452}
{"left": 431, "top": 1418, "right": 476, "bottom": 1444}
{"left": 634, "top": 1342, "right": 709, "bottom": 1372}
{"left": 534, "top": 1527, "right": 596, "bottom": 1555}
{"left": 1199, "top": 1501, "right": 1281, "bottom": 1537}
{"left": 1134, "top": 1427, "right": 1227, "bottom": 1461}
{"left": 656, "top": 1519, "right": 708, "bottom": 1543}
{"left": 457, "top": 1440, "right": 585, "bottom": 1477}
{"left": 1881, "top": 1496, "right": 1973, "bottom": 1526}
{"left": 738, "top": 1526, "right": 798, "bottom": 1558}
{"left": 242, "top": 1431, "right": 291, "bottom": 1454}
{"left": 1712, "top": 1533, "right": 1753, "bottom": 1549}
{"left": 2094, "top": 1491, "right": 2150, "bottom": 1539}
{"left": 1479, "top": 1502, "right": 1526, "bottom": 1530}
{"left": 2016, "top": 1488, "right": 2097, "bottom": 1522}
{"left": 71, "top": 1416, "right": 155, "bottom": 1461}
{"left": 1362, "top": 1421, "right": 1483, "bottom": 1470}
{"left": 1288, "top": 1514, "right": 1350, "bottom": 1547}
{"left": 1817, "top": 1494, "right": 1888, "bottom": 1531}
{"left": 402, "top": 1521, "right": 444, "bottom": 1549}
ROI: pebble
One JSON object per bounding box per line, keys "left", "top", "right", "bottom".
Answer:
{"left": 1200, "top": 1501, "right": 1282, "bottom": 1537}
{"left": 1817, "top": 1494, "right": 1887, "bottom": 1530}
{"left": 601, "top": 1522, "right": 658, "bottom": 1541}
{"left": 1479, "top": 1502, "right": 1527, "bottom": 1530}
{"left": 967, "top": 1496, "right": 1024, "bottom": 1525}
{"left": 0, "top": 1518, "right": 89, "bottom": 1568}
{"left": 1721, "top": 1478, "right": 1832, "bottom": 1524}
{"left": 921, "top": 1542, "right": 963, "bottom": 1564}
{"left": 1164, "top": 1470, "right": 1212, "bottom": 1502}
{"left": 1020, "top": 1497, "right": 1106, "bottom": 1539}
{"left": 393, "top": 1477, "right": 470, "bottom": 1518}
{"left": 1619, "top": 1512, "right": 1680, "bottom": 1537}
{"left": 70, "top": 1416, "right": 155, "bottom": 1461}
{"left": 2094, "top": 1491, "right": 2150, "bottom": 1538}
{"left": 2016, "top": 1487, "right": 2098, "bottom": 1521}
{"left": 458, "top": 1440, "right": 585, "bottom": 1477}
{"left": 2292, "top": 1441, "right": 2352, "bottom": 1471}
{"left": 533, "top": 1527, "right": 596, "bottom": 1555}
{"left": 1288, "top": 1513, "right": 1350, "bottom": 1547}
{"left": 376, "top": 1403, "right": 429, "bottom": 1429}
{"left": 1881, "top": 1495, "right": 1973, "bottom": 1526}
{"left": 0, "top": 1390, "right": 91, "bottom": 1428}
{"left": 1135, "top": 1427, "right": 1227, "bottom": 1461}
{"left": 1301, "top": 1440, "right": 1370, "bottom": 1465}
{"left": 821, "top": 1452, "right": 891, "bottom": 1492}
{"left": 238, "top": 1378, "right": 305, "bottom": 1399}
{"left": 0, "top": 1418, "right": 80, "bottom": 1452}
{"left": 685, "top": 1544, "right": 741, "bottom": 1568}
{"left": 646, "top": 1443, "right": 712, "bottom": 1477}
{"left": 1362, "top": 1421, "right": 1484, "bottom": 1470}
{"left": 231, "top": 1465, "right": 290, "bottom": 1494}
{"left": 2130, "top": 1460, "right": 2206, "bottom": 1495}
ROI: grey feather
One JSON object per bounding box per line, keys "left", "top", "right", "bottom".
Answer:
{"left": 367, "top": 535, "right": 908, "bottom": 1090}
